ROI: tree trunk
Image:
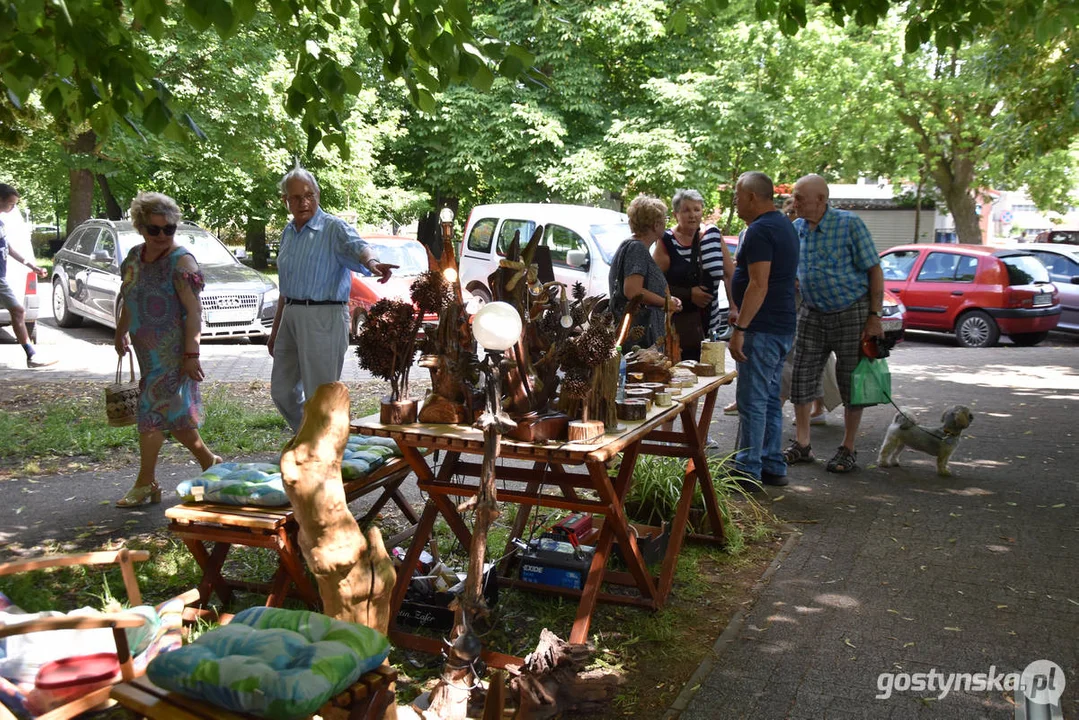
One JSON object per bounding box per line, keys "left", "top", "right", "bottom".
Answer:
{"left": 279, "top": 382, "right": 397, "bottom": 635}
{"left": 245, "top": 217, "right": 269, "bottom": 269}
{"left": 95, "top": 174, "right": 123, "bottom": 220}
{"left": 913, "top": 174, "right": 925, "bottom": 243}
{"left": 66, "top": 131, "right": 96, "bottom": 234}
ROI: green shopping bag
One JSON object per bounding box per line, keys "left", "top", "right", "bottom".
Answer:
{"left": 850, "top": 356, "right": 891, "bottom": 406}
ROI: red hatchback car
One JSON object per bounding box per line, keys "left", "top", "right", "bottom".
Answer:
{"left": 349, "top": 235, "right": 433, "bottom": 340}
{"left": 879, "top": 244, "right": 1060, "bottom": 347}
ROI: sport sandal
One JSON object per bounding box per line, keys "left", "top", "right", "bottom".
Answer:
{"left": 825, "top": 446, "right": 857, "bottom": 473}
{"left": 783, "top": 441, "right": 814, "bottom": 464}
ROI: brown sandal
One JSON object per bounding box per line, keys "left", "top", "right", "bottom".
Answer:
{"left": 825, "top": 446, "right": 858, "bottom": 473}
{"left": 783, "top": 441, "right": 814, "bottom": 464}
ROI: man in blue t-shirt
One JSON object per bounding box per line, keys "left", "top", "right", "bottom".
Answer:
{"left": 728, "top": 171, "right": 799, "bottom": 486}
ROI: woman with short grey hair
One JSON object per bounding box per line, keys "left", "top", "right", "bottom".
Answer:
{"left": 654, "top": 188, "right": 733, "bottom": 360}
{"left": 129, "top": 192, "right": 181, "bottom": 231}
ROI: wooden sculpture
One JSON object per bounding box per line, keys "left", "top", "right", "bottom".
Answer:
{"left": 280, "top": 382, "right": 396, "bottom": 635}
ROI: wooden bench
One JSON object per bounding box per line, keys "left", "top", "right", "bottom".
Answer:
{"left": 165, "top": 457, "right": 417, "bottom": 614}
{"left": 110, "top": 666, "right": 397, "bottom": 720}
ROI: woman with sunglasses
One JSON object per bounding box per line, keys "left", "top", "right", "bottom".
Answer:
{"left": 113, "top": 192, "right": 220, "bottom": 507}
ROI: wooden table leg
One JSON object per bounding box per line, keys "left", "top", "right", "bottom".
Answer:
{"left": 571, "top": 445, "right": 656, "bottom": 644}
{"left": 388, "top": 500, "right": 441, "bottom": 633}
{"left": 275, "top": 527, "right": 322, "bottom": 609}
{"left": 183, "top": 539, "right": 234, "bottom": 607}
{"left": 691, "top": 389, "right": 726, "bottom": 545}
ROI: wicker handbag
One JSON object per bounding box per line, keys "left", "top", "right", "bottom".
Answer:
{"left": 105, "top": 350, "right": 140, "bottom": 427}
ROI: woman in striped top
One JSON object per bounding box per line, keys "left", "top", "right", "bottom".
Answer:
{"left": 654, "top": 188, "right": 734, "bottom": 361}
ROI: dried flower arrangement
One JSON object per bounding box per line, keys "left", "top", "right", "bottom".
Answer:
{"left": 355, "top": 270, "right": 451, "bottom": 414}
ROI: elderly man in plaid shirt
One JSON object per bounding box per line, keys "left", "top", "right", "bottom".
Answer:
{"left": 784, "top": 174, "right": 885, "bottom": 473}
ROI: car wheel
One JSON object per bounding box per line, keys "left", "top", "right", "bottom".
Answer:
{"left": 469, "top": 286, "right": 492, "bottom": 307}
{"left": 1008, "top": 331, "right": 1049, "bottom": 347}
{"left": 954, "top": 310, "right": 999, "bottom": 348}
{"left": 350, "top": 308, "right": 367, "bottom": 343}
{"left": 52, "top": 278, "right": 83, "bottom": 328}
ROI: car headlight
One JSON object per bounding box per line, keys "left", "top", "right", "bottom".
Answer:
{"left": 881, "top": 299, "right": 903, "bottom": 317}
{"left": 262, "top": 287, "right": 280, "bottom": 308}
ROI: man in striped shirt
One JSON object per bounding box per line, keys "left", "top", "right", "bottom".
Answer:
{"left": 268, "top": 168, "right": 396, "bottom": 432}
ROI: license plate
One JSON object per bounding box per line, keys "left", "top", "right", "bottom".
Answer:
{"left": 206, "top": 308, "right": 255, "bottom": 324}
{"left": 881, "top": 317, "right": 902, "bottom": 332}
{"left": 1033, "top": 293, "right": 1051, "bottom": 307}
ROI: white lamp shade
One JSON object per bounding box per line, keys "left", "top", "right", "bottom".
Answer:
{"left": 472, "top": 301, "right": 522, "bottom": 351}
{"left": 439, "top": 207, "right": 455, "bottom": 223}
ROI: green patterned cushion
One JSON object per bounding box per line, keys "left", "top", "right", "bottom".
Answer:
{"left": 146, "top": 608, "right": 390, "bottom": 719}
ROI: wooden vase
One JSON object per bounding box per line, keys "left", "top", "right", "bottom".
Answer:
{"left": 380, "top": 396, "right": 418, "bottom": 425}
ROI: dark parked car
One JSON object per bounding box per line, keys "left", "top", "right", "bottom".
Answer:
{"left": 51, "top": 219, "right": 279, "bottom": 340}
{"left": 1034, "top": 229, "right": 1079, "bottom": 245}
{"left": 879, "top": 244, "right": 1059, "bottom": 347}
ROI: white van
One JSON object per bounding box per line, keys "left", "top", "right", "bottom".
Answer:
{"left": 0, "top": 207, "right": 40, "bottom": 343}
{"left": 460, "top": 203, "right": 629, "bottom": 304}
{"left": 459, "top": 203, "right": 730, "bottom": 335}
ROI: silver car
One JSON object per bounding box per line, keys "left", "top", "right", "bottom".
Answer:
{"left": 1017, "top": 243, "right": 1079, "bottom": 333}
{"left": 51, "top": 220, "right": 279, "bottom": 340}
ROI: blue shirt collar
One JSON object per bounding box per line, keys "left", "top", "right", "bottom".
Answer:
{"left": 288, "top": 207, "right": 327, "bottom": 234}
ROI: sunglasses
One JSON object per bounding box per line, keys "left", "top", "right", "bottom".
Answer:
{"left": 146, "top": 224, "right": 177, "bottom": 236}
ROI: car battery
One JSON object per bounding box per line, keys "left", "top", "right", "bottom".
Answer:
{"left": 518, "top": 537, "right": 595, "bottom": 591}
{"left": 547, "top": 512, "right": 593, "bottom": 545}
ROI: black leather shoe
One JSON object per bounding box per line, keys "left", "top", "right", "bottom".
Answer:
{"left": 761, "top": 470, "right": 789, "bottom": 487}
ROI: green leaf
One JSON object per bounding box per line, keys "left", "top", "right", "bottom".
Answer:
{"left": 497, "top": 54, "right": 524, "bottom": 79}
{"left": 324, "top": 12, "right": 340, "bottom": 29}
{"left": 428, "top": 31, "right": 457, "bottom": 66}
{"left": 305, "top": 124, "right": 323, "bottom": 154}
{"left": 56, "top": 54, "right": 75, "bottom": 78}
{"left": 183, "top": 3, "right": 213, "bottom": 32}
{"left": 341, "top": 67, "right": 364, "bottom": 94}
{"left": 415, "top": 86, "right": 436, "bottom": 113}
{"left": 209, "top": 0, "right": 236, "bottom": 37}
{"left": 286, "top": 88, "right": 307, "bottom": 115}
{"left": 233, "top": 0, "right": 258, "bottom": 23}
{"left": 142, "top": 96, "right": 171, "bottom": 133}
{"left": 668, "top": 9, "right": 688, "bottom": 34}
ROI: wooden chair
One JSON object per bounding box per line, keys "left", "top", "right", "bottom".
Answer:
{"left": 110, "top": 665, "right": 397, "bottom": 720}
{"left": 0, "top": 549, "right": 194, "bottom": 720}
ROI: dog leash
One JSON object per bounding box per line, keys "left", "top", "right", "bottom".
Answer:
{"left": 881, "top": 386, "right": 949, "bottom": 442}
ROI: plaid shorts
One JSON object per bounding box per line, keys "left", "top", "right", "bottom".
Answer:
{"left": 790, "top": 296, "right": 868, "bottom": 406}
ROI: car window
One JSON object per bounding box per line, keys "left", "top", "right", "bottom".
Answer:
{"left": 93, "top": 231, "right": 117, "bottom": 263}
{"left": 496, "top": 219, "right": 537, "bottom": 257}
{"left": 1046, "top": 230, "right": 1079, "bottom": 245}
{"left": 954, "top": 255, "right": 978, "bottom": 282}
{"left": 1002, "top": 254, "right": 1050, "bottom": 285}
{"left": 589, "top": 222, "right": 632, "bottom": 265}
{"left": 916, "top": 252, "right": 961, "bottom": 282}
{"left": 543, "top": 224, "right": 587, "bottom": 267}
{"left": 61, "top": 228, "right": 88, "bottom": 253}
{"left": 170, "top": 227, "right": 237, "bottom": 265}
{"left": 880, "top": 250, "right": 919, "bottom": 280}
{"left": 73, "top": 228, "right": 101, "bottom": 255}
{"left": 1033, "top": 251, "right": 1079, "bottom": 277}
{"left": 466, "top": 218, "right": 496, "bottom": 253}
{"left": 365, "top": 240, "right": 428, "bottom": 276}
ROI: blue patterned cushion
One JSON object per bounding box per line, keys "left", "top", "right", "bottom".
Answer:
{"left": 146, "top": 608, "right": 390, "bottom": 720}
{"left": 175, "top": 435, "right": 401, "bottom": 507}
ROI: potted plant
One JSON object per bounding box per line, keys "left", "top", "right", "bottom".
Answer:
{"left": 356, "top": 270, "right": 450, "bottom": 424}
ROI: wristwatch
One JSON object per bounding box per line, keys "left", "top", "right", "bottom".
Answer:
{"left": 868, "top": 310, "right": 880, "bottom": 317}
{"left": 732, "top": 324, "right": 748, "bottom": 332}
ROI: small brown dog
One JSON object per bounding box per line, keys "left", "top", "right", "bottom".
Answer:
{"left": 877, "top": 405, "right": 973, "bottom": 477}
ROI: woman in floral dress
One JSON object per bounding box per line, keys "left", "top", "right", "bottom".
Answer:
{"left": 114, "top": 192, "right": 220, "bottom": 507}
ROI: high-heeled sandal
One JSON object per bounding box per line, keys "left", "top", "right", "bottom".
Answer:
{"left": 115, "top": 483, "right": 162, "bottom": 508}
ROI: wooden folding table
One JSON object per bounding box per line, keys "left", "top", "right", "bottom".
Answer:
{"left": 165, "top": 457, "right": 416, "bottom": 613}
{"left": 353, "top": 372, "right": 735, "bottom": 665}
